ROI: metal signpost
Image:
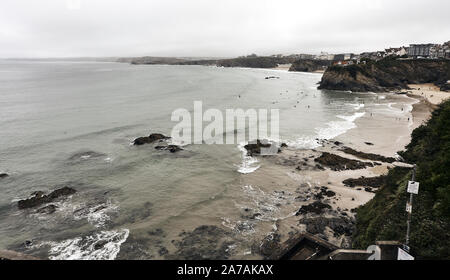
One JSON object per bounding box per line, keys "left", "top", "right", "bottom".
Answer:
{"left": 401, "top": 164, "right": 418, "bottom": 260}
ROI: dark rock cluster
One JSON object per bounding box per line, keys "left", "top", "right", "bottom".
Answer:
{"left": 314, "top": 152, "right": 374, "bottom": 171}
{"left": 133, "top": 133, "right": 170, "bottom": 146}
{"left": 298, "top": 216, "right": 354, "bottom": 237}
{"left": 154, "top": 145, "right": 182, "bottom": 153}
{"left": 17, "top": 187, "right": 76, "bottom": 209}
{"left": 341, "top": 147, "right": 396, "bottom": 163}
{"left": 342, "top": 175, "right": 387, "bottom": 188}
{"left": 295, "top": 201, "right": 332, "bottom": 216}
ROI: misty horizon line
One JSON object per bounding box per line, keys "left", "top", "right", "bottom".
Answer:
{"left": 2, "top": 39, "right": 448, "bottom": 61}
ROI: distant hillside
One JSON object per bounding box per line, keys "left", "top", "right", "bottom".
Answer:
{"left": 318, "top": 58, "right": 450, "bottom": 92}
{"left": 289, "top": 59, "right": 332, "bottom": 72}
{"left": 216, "top": 56, "right": 297, "bottom": 68}
{"left": 353, "top": 100, "right": 450, "bottom": 259}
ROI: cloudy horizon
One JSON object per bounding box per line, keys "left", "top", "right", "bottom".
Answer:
{"left": 0, "top": 0, "right": 449, "bottom": 58}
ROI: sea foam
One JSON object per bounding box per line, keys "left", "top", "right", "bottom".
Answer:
{"left": 46, "top": 229, "right": 129, "bottom": 260}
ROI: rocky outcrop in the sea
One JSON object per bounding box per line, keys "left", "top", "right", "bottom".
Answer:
{"left": 289, "top": 59, "right": 332, "bottom": 72}
{"left": 318, "top": 58, "right": 450, "bottom": 92}
{"left": 244, "top": 140, "right": 276, "bottom": 156}
{"left": 68, "top": 151, "right": 107, "bottom": 161}
{"left": 0, "top": 173, "right": 8, "bottom": 179}
{"left": 133, "top": 133, "right": 170, "bottom": 146}
{"left": 342, "top": 175, "right": 387, "bottom": 188}
{"left": 314, "top": 152, "right": 374, "bottom": 171}
{"left": 18, "top": 187, "right": 76, "bottom": 209}
{"left": 155, "top": 145, "right": 182, "bottom": 153}
{"left": 340, "top": 147, "right": 396, "bottom": 163}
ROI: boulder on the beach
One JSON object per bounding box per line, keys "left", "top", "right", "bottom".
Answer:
{"left": 155, "top": 145, "right": 182, "bottom": 153}
{"left": 133, "top": 133, "right": 170, "bottom": 146}
{"left": 18, "top": 187, "right": 76, "bottom": 209}
{"left": 314, "top": 152, "right": 374, "bottom": 171}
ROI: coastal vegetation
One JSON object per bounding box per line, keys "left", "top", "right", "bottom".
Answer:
{"left": 353, "top": 100, "right": 450, "bottom": 259}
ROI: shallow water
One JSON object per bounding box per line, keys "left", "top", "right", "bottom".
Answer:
{"left": 0, "top": 61, "right": 414, "bottom": 259}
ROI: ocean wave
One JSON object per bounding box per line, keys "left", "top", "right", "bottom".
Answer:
{"left": 72, "top": 200, "right": 119, "bottom": 228}
{"left": 348, "top": 103, "right": 365, "bottom": 110}
{"left": 286, "top": 136, "right": 320, "bottom": 149}
{"left": 316, "top": 112, "right": 365, "bottom": 140}
{"left": 236, "top": 143, "right": 260, "bottom": 174}
{"left": 44, "top": 229, "right": 129, "bottom": 260}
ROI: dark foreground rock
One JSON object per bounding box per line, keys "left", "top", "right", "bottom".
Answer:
{"left": 341, "top": 147, "right": 396, "bottom": 163}
{"left": 18, "top": 187, "right": 76, "bottom": 209}
{"left": 342, "top": 175, "right": 387, "bottom": 188}
{"left": 296, "top": 201, "right": 332, "bottom": 216}
{"left": 169, "top": 225, "right": 234, "bottom": 260}
{"left": 298, "top": 216, "right": 355, "bottom": 237}
{"left": 314, "top": 152, "right": 373, "bottom": 171}
{"left": 0, "top": 173, "right": 8, "bottom": 179}
{"left": 154, "top": 145, "right": 182, "bottom": 153}
{"left": 133, "top": 133, "right": 170, "bottom": 146}
{"left": 257, "top": 233, "right": 282, "bottom": 258}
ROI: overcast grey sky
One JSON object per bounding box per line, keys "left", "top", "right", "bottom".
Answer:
{"left": 0, "top": 0, "right": 449, "bottom": 58}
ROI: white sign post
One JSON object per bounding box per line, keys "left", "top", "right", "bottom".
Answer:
{"left": 407, "top": 181, "right": 419, "bottom": 194}
{"left": 404, "top": 165, "right": 417, "bottom": 255}
{"left": 398, "top": 248, "right": 414, "bottom": 260}
{"left": 405, "top": 202, "right": 412, "bottom": 213}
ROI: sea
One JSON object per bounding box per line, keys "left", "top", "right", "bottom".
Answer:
{"left": 0, "top": 60, "right": 413, "bottom": 259}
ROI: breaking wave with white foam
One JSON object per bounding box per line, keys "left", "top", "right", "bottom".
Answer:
{"left": 47, "top": 229, "right": 129, "bottom": 260}
{"left": 236, "top": 142, "right": 260, "bottom": 174}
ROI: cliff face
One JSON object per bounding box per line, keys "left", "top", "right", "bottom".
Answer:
{"left": 289, "top": 59, "right": 332, "bottom": 72}
{"left": 318, "top": 59, "right": 450, "bottom": 92}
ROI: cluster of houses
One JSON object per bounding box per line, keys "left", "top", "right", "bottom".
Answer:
{"left": 313, "top": 41, "right": 450, "bottom": 66}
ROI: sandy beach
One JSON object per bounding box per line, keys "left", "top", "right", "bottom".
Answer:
{"left": 407, "top": 83, "right": 450, "bottom": 105}
{"left": 237, "top": 86, "right": 447, "bottom": 253}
